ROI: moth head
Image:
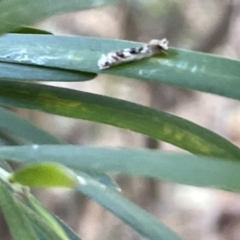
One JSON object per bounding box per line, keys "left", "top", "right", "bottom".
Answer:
{"left": 149, "top": 38, "right": 169, "bottom": 51}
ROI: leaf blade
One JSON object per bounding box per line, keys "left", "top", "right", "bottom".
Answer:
{"left": 76, "top": 171, "right": 183, "bottom": 240}
{"left": 2, "top": 145, "right": 240, "bottom": 192}
{"left": 27, "top": 196, "right": 82, "bottom": 240}
{"left": 0, "top": 107, "right": 62, "bottom": 144}
{"left": 0, "top": 81, "right": 239, "bottom": 159}
{"left": 0, "top": 34, "right": 239, "bottom": 99}
{"left": 0, "top": 0, "right": 116, "bottom": 33}
{"left": 0, "top": 182, "right": 39, "bottom": 240}
{"left": 0, "top": 62, "right": 95, "bottom": 82}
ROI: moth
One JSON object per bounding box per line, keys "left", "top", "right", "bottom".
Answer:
{"left": 98, "top": 38, "right": 168, "bottom": 69}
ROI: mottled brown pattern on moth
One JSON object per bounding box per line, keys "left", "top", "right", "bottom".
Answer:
{"left": 98, "top": 38, "right": 168, "bottom": 69}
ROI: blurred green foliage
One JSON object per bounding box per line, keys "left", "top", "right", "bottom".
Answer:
{"left": 0, "top": 1, "right": 239, "bottom": 240}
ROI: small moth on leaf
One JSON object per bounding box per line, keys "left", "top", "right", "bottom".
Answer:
{"left": 98, "top": 38, "right": 169, "bottom": 69}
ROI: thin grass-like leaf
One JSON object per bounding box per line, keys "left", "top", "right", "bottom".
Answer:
{"left": 0, "top": 62, "right": 95, "bottom": 82}
{"left": 0, "top": 107, "right": 62, "bottom": 144}
{"left": 0, "top": 0, "right": 117, "bottom": 33}
{"left": 0, "top": 35, "right": 239, "bottom": 99}
{"left": 0, "top": 81, "right": 239, "bottom": 159}
{"left": 1, "top": 145, "right": 240, "bottom": 192}
{"left": 0, "top": 182, "right": 38, "bottom": 240}
{"left": 76, "top": 171, "right": 182, "bottom": 240}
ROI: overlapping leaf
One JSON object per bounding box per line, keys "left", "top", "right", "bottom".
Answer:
{"left": 0, "top": 81, "right": 239, "bottom": 159}
{"left": 0, "top": 183, "right": 38, "bottom": 240}
{"left": 0, "top": 0, "right": 117, "bottom": 33}
{"left": 0, "top": 34, "right": 239, "bottom": 100}
{"left": 0, "top": 107, "right": 62, "bottom": 144}
{"left": 1, "top": 145, "right": 240, "bottom": 192}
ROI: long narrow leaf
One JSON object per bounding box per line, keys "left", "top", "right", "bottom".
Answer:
{"left": 0, "top": 81, "right": 239, "bottom": 159}
{"left": 0, "top": 107, "right": 62, "bottom": 144}
{"left": 0, "top": 62, "right": 95, "bottom": 82}
{"left": 11, "top": 26, "right": 52, "bottom": 34}
{"left": 0, "top": 108, "right": 117, "bottom": 191}
{"left": 1, "top": 145, "right": 240, "bottom": 192}
{"left": 0, "top": 34, "right": 239, "bottom": 100}
{"left": 0, "top": 182, "right": 38, "bottom": 240}
{"left": 27, "top": 196, "right": 82, "bottom": 240}
{"left": 0, "top": 129, "right": 25, "bottom": 145}
{"left": 18, "top": 201, "right": 69, "bottom": 240}
{"left": 0, "top": 0, "right": 116, "bottom": 33}
{"left": 76, "top": 171, "right": 182, "bottom": 240}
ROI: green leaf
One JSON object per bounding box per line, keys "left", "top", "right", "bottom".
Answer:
{"left": 9, "top": 162, "right": 78, "bottom": 187}
{"left": 18, "top": 201, "right": 70, "bottom": 240}
{"left": 1, "top": 22, "right": 52, "bottom": 34}
{"left": 82, "top": 169, "right": 121, "bottom": 191}
{"left": 0, "top": 106, "right": 115, "bottom": 190}
{"left": 76, "top": 171, "right": 182, "bottom": 240}
{"left": 0, "top": 128, "right": 25, "bottom": 145}
{"left": 0, "top": 182, "right": 38, "bottom": 240}
{"left": 0, "top": 159, "right": 12, "bottom": 172}
{"left": 0, "top": 0, "right": 117, "bottom": 33}
{"left": 0, "top": 107, "right": 62, "bottom": 144}
{"left": 2, "top": 145, "right": 240, "bottom": 192}
{"left": 0, "top": 106, "right": 118, "bottom": 191}
{"left": 0, "top": 81, "right": 239, "bottom": 159}
{"left": 0, "top": 34, "right": 239, "bottom": 100}
{"left": 11, "top": 26, "right": 52, "bottom": 34}
{"left": 26, "top": 196, "right": 82, "bottom": 240}
{"left": 0, "top": 62, "right": 95, "bottom": 82}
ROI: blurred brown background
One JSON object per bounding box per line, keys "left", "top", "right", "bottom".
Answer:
{"left": 2, "top": 0, "right": 240, "bottom": 239}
